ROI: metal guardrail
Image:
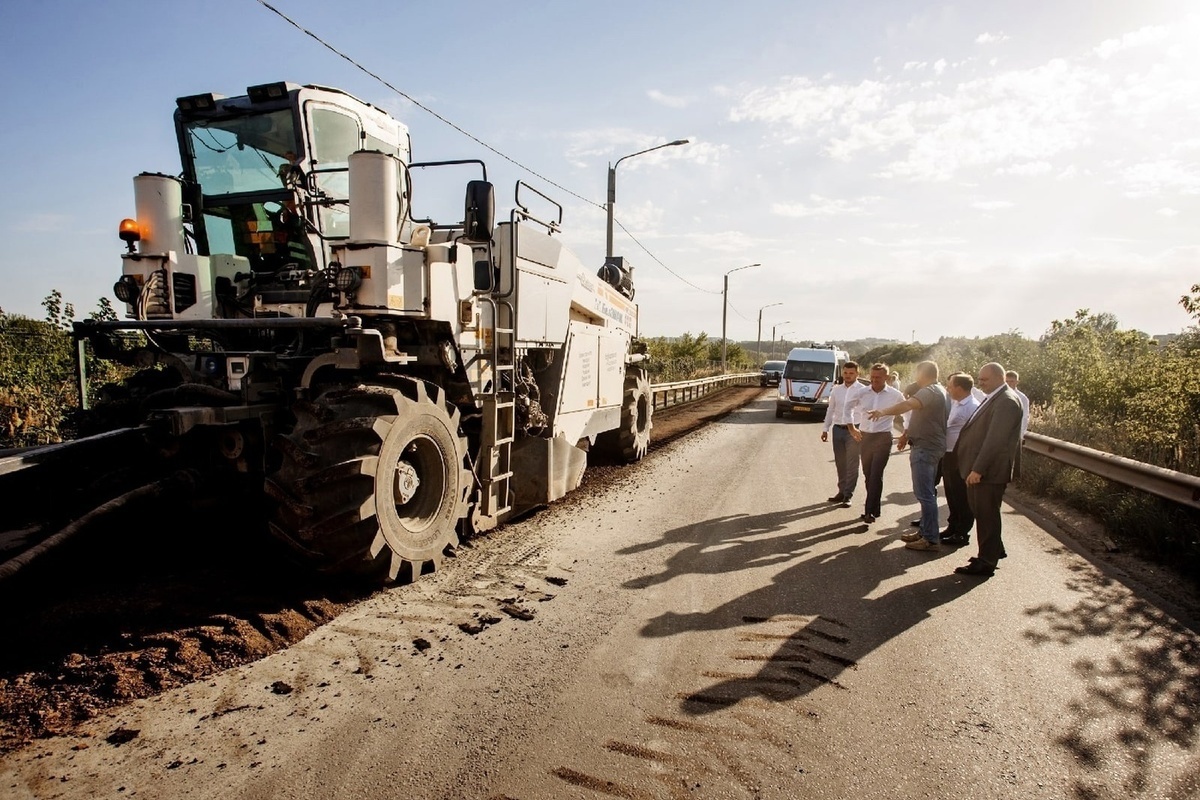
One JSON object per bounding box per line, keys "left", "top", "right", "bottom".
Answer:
{"left": 650, "top": 373, "right": 759, "bottom": 411}
{"left": 1023, "top": 432, "right": 1200, "bottom": 511}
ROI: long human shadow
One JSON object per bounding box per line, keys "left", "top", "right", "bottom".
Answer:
{"left": 619, "top": 503, "right": 866, "bottom": 590}
{"left": 629, "top": 526, "right": 979, "bottom": 715}
{"left": 1022, "top": 553, "right": 1200, "bottom": 799}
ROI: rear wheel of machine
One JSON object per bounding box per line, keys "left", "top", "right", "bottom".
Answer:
{"left": 599, "top": 368, "right": 652, "bottom": 463}
{"left": 266, "top": 379, "right": 471, "bottom": 582}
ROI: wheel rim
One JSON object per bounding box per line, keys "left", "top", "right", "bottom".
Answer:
{"left": 391, "top": 435, "right": 446, "bottom": 531}
{"left": 635, "top": 390, "right": 650, "bottom": 435}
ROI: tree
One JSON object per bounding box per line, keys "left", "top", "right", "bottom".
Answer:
{"left": 1180, "top": 284, "right": 1200, "bottom": 321}
{"left": 41, "top": 289, "right": 75, "bottom": 331}
{"left": 90, "top": 297, "right": 118, "bottom": 322}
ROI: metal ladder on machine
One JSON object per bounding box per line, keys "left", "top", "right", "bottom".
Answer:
{"left": 475, "top": 296, "right": 516, "bottom": 520}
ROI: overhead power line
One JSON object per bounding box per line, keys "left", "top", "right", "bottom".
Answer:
{"left": 612, "top": 220, "right": 720, "bottom": 295}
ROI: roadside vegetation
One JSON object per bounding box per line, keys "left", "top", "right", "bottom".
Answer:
{"left": 4, "top": 289, "right": 1199, "bottom": 576}
{"left": 644, "top": 332, "right": 754, "bottom": 382}
{"left": 0, "top": 292, "right": 130, "bottom": 448}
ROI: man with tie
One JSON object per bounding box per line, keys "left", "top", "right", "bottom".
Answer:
{"left": 951, "top": 362, "right": 1024, "bottom": 577}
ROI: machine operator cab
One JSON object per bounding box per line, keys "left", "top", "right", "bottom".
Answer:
{"left": 173, "top": 82, "right": 411, "bottom": 313}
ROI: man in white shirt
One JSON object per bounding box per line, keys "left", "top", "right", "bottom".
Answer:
{"left": 820, "top": 361, "right": 866, "bottom": 507}
{"left": 1004, "top": 370, "right": 1030, "bottom": 438}
{"left": 848, "top": 363, "right": 905, "bottom": 524}
{"left": 1005, "top": 369, "right": 1031, "bottom": 479}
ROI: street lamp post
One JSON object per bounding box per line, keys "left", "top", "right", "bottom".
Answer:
{"left": 606, "top": 139, "right": 690, "bottom": 259}
{"left": 771, "top": 321, "right": 791, "bottom": 359}
{"left": 721, "top": 262, "right": 760, "bottom": 373}
{"left": 756, "top": 303, "right": 783, "bottom": 364}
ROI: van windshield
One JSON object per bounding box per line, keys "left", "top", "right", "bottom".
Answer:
{"left": 785, "top": 360, "right": 836, "bottom": 381}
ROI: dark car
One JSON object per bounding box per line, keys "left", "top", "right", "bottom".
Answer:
{"left": 759, "top": 360, "right": 786, "bottom": 387}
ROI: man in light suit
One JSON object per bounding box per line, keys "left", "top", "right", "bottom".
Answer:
{"left": 951, "top": 362, "right": 1024, "bottom": 577}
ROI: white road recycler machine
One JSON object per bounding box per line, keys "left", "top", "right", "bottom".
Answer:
{"left": 64, "top": 81, "right": 652, "bottom": 582}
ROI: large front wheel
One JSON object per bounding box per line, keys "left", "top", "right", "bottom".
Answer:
{"left": 266, "top": 379, "right": 471, "bottom": 582}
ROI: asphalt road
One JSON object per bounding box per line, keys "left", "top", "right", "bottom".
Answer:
{"left": 3, "top": 394, "right": 1198, "bottom": 799}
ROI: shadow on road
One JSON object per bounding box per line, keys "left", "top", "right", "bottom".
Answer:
{"left": 1023, "top": 556, "right": 1200, "bottom": 798}
{"left": 625, "top": 504, "right": 981, "bottom": 714}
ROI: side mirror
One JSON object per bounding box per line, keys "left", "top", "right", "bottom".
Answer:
{"left": 463, "top": 180, "right": 494, "bottom": 242}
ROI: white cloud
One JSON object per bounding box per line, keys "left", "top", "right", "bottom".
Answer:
{"left": 976, "top": 32, "right": 1009, "bottom": 44}
{"left": 729, "top": 77, "right": 889, "bottom": 132}
{"left": 733, "top": 56, "right": 1116, "bottom": 182}
{"left": 611, "top": 200, "right": 666, "bottom": 233}
{"left": 771, "top": 194, "right": 878, "bottom": 218}
{"left": 563, "top": 129, "right": 718, "bottom": 168}
{"left": 1157, "top": 207, "right": 1180, "bottom": 217}
{"left": 995, "top": 161, "right": 1053, "bottom": 176}
{"left": 933, "top": 58, "right": 947, "bottom": 75}
{"left": 1120, "top": 160, "right": 1200, "bottom": 197}
{"left": 646, "top": 89, "right": 690, "bottom": 109}
{"left": 971, "top": 200, "right": 1015, "bottom": 210}
{"left": 1094, "top": 25, "right": 1170, "bottom": 59}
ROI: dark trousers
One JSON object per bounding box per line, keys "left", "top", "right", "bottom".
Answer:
{"left": 859, "top": 431, "right": 892, "bottom": 517}
{"left": 966, "top": 481, "right": 1007, "bottom": 566}
{"left": 832, "top": 425, "right": 861, "bottom": 498}
{"left": 942, "top": 450, "right": 974, "bottom": 538}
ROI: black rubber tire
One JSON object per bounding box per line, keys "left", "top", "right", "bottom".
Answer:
{"left": 775, "top": 407, "right": 784, "bottom": 418}
{"left": 598, "top": 368, "right": 652, "bottom": 463}
{"left": 265, "top": 379, "right": 471, "bottom": 582}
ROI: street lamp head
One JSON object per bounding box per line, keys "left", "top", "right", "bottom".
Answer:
{"left": 607, "top": 137, "right": 690, "bottom": 258}
{"left": 725, "top": 261, "right": 761, "bottom": 277}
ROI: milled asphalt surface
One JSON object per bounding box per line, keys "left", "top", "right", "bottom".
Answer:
{"left": 2, "top": 395, "right": 1197, "bottom": 799}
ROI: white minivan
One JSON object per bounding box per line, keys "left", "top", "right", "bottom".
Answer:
{"left": 776, "top": 345, "right": 850, "bottom": 418}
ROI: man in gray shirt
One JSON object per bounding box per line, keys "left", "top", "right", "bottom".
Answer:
{"left": 867, "top": 360, "right": 950, "bottom": 550}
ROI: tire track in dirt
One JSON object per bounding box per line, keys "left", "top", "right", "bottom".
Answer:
{"left": 544, "top": 610, "right": 853, "bottom": 797}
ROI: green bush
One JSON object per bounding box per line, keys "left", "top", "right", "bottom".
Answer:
{"left": 0, "top": 293, "right": 127, "bottom": 448}
{"left": 643, "top": 333, "right": 754, "bottom": 382}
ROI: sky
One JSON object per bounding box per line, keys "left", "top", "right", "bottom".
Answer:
{"left": 1, "top": 0, "right": 1197, "bottom": 345}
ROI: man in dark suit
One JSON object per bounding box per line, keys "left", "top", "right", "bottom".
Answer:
{"left": 951, "top": 362, "right": 1024, "bottom": 577}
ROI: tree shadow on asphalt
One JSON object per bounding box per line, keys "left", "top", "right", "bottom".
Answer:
{"left": 1022, "top": 555, "right": 1200, "bottom": 799}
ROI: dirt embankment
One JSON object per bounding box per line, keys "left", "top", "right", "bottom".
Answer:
{"left": 0, "top": 386, "right": 768, "bottom": 753}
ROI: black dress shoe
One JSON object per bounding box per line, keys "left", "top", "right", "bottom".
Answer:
{"left": 942, "top": 534, "right": 969, "bottom": 547}
{"left": 955, "top": 561, "right": 994, "bottom": 577}
{"left": 860, "top": 513, "right": 875, "bottom": 524}
{"left": 839, "top": 500, "right": 852, "bottom": 508}
{"left": 828, "top": 493, "right": 846, "bottom": 503}
{"left": 910, "top": 520, "right": 921, "bottom": 527}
